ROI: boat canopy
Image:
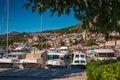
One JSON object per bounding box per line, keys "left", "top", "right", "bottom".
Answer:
{"left": 94, "top": 49, "right": 115, "bottom": 53}
{"left": 60, "top": 46, "right": 68, "bottom": 49}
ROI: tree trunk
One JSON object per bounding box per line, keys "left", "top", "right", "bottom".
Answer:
{"left": 115, "top": 37, "right": 117, "bottom": 46}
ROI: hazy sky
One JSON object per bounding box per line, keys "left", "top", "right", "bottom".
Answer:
{"left": 0, "top": 0, "right": 80, "bottom": 34}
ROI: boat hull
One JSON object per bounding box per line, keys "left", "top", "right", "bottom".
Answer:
{"left": 71, "top": 65, "right": 86, "bottom": 69}
{"left": 20, "top": 63, "right": 43, "bottom": 69}
{"left": 0, "top": 63, "right": 44, "bottom": 69}
{"left": 0, "top": 63, "right": 13, "bottom": 68}
{"left": 44, "top": 65, "right": 66, "bottom": 69}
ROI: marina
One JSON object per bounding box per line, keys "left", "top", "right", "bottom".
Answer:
{"left": 0, "top": 0, "right": 120, "bottom": 79}
{"left": 0, "top": 44, "right": 120, "bottom": 69}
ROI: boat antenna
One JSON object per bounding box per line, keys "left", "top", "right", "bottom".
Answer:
{"left": 6, "top": 0, "right": 9, "bottom": 53}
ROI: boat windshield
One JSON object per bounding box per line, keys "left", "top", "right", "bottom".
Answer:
{"left": 107, "top": 53, "right": 115, "bottom": 57}
{"left": 60, "top": 49, "right": 68, "bottom": 51}
{"left": 98, "top": 53, "right": 115, "bottom": 57}
{"left": 98, "top": 53, "right": 107, "bottom": 57}
{"left": 81, "top": 55, "right": 85, "bottom": 58}
{"left": 48, "top": 55, "right": 59, "bottom": 60}
{"left": 75, "top": 55, "right": 79, "bottom": 58}
{"left": 49, "top": 49, "right": 56, "bottom": 52}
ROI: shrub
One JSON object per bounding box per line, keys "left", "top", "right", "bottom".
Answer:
{"left": 87, "top": 60, "right": 120, "bottom": 80}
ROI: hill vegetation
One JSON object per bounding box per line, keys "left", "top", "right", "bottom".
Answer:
{"left": 43, "top": 23, "right": 83, "bottom": 34}
{"left": 0, "top": 32, "right": 31, "bottom": 49}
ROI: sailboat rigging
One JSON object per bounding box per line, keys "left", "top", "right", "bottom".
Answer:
{"left": 40, "top": 0, "right": 43, "bottom": 50}
{"left": 40, "top": 13, "right": 43, "bottom": 50}
{"left": 6, "top": 0, "right": 9, "bottom": 53}
{"left": 0, "top": 0, "right": 9, "bottom": 52}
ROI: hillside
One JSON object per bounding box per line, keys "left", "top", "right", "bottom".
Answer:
{"left": 0, "top": 23, "right": 83, "bottom": 49}
{"left": 43, "top": 23, "right": 83, "bottom": 33}
{"left": 0, "top": 32, "right": 31, "bottom": 49}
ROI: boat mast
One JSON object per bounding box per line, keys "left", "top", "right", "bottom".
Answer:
{"left": 40, "top": 0, "right": 43, "bottom": 50}
{"left": 6, "top": 0, "right": 9, "bottom": 53}
{"left": 0, "top": 0, "right": 6, "bottom": 34}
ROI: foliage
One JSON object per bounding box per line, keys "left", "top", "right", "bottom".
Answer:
{"left": 32, "top": 43, "right": 42, "bottom": 49}
{"left": 56, "top": 25, "right": 83, "bottom": 34}
{"left": 73, "top": 39, "right": 80, "bottom": 45}
{"left": 86, "top": 38, "right": 97, "bottom": 46}
{"left": 32, "top": 43, "right": 51, "bottom": 49}
{"left": 87, "top": 60, "right": 120, "bottom": 80}
{"left": 60, "top": 41, "right": 65, "bottom": 46}
{"left": 24, "top": 0, "right": 120, "bottom": 40}
{"left": 0, "top": 32, "right": 31, "bottom": 49}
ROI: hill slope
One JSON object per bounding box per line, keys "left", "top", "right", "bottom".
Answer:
{"left": 43, "top": 23, "right": 83, "bottom": 33}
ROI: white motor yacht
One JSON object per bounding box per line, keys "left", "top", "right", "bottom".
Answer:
{"left": 0, "top": 52, "right": 26, "bottom": 68}
{"left": 20, "top": 50, "right": 48, "bottom": 68}
{"left": 92, "top": 49, "right": 117, "bottom": 60}
{"left": 45, "top": 52, "right": 66, "bottom": 69}
{"left": 70, "top": 51, "right": 87, "bottom": 69}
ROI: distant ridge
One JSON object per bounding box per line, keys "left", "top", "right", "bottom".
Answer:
{"left": 0, "top": 31, "right": 20, "bottom": 36}
{"left": 8, "top": 31, "right": 20, "bottom": 35}
{"left": 0, "top": 23, "right": 82, "bottom": 36}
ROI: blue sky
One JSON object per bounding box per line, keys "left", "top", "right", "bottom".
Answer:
{"left": 0, "top": 0, "right": 80, "bottom": 34}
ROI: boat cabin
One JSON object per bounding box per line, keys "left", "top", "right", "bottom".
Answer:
{"left": 47, "top": 53, "right": 65, "bottom": 60}
{"left": 0, "top": 51, "right": 8, "bottom": 58}
{"left": 20, "top": 50, "right": 48, "bottom": 64}
{"left": 60, "top": 46, "right": 69, "bottom": 54}
{"left": 19, "top": 50, "right": 48, "bottom": 69}
{"left": 71, "top": 51, "right": 87, "bottom": 69}
{"left": 71, "top": 52, "right": 87, "bottom": 65}
{"left": 49, "top": 48, "right": 56, "bottom": 53}
{"left": 45, "top": 52, "right": 66, "bottom": 69}
{"left": 0, "top": 52, "right": 26, "bottom": 63}
{"left": 93, "top": 49, "right": 117, "bottom": 60}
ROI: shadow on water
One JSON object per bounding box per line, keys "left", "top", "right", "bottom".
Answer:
{"left": 0, "top": 68, "right": 86, "bottom": 80}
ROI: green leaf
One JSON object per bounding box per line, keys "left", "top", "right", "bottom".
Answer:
{"left": 23, "top": 3, "right": 31, "bottom": 10}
